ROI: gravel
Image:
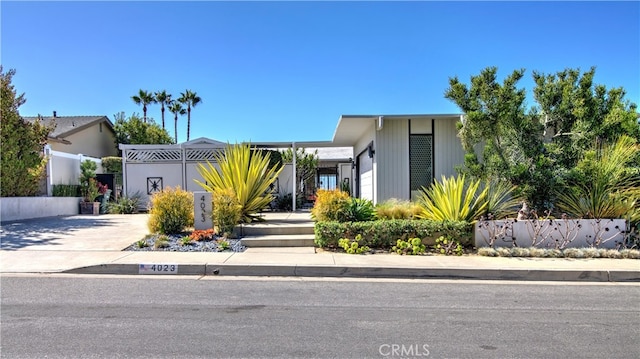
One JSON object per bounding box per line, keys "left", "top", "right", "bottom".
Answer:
{"left": 124, "top": 233, "right": 245, "bottom": 252}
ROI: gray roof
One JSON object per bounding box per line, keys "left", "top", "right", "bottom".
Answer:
{"left": 22, "top": 115, "right": 114, "bottom": 139}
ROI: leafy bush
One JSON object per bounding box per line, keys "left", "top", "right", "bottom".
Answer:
{"left": 147, "top": 186, "right": 194, "bottom": 234}
{"left": 311, "top": 189, "right": 350, "bottom": 222}
{"left": 392, "top": 238, "right": 426, "bottom": 255}
{"left": 212, "top": 187, "right": 242, "bottom": 235}
{"left": 416, "top": 175, "right": 488, "bottom": 222}
{"left": 314, "top": 219, "right": 472, "bottom": 249}
{"left": 101, "top": 156, "right": 123, "bottom": 173}
{"left": 217, "top": 239, "right": 231, "bottom": 250}
{"left": 52, "top": 184, "right": 81, "bottom": 197}
{"left": 195, "top": 142, "right": 283, "bottom": 223}
{"left": 107, "top": 193, "right": 141, "bottom": 214}
{"left": 375, "top": 199, "right": 422, "bottom": 220}
{"left": 343, "top": 198, "right": 375, "bottom": 222}
{"left": 338, "top": 235, "right": 370, "bottom": 254}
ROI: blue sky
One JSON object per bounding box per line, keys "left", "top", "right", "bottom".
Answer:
{"left": 2, "top": 1, "right": 639, "bottom": 143}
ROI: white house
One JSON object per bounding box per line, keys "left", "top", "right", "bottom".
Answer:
{"left": 330, "top": 114, "right": 466, "bottom": 204}
{"left": 119, "top": 114, "right": 466, "bottom": 208}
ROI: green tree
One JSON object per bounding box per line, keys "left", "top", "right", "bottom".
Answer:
{"left": 167, "top": 100, "right": 186, "bottom": 143}
{"left": 178, "top": 89, "right": 201, "bottom": 141}
{"left": 0, "top": 67, "right": 53, "bottom": 196}
{"left": 280, "top": 147, "right": 319, "bottom": 195}
{"left": 113, "top": 112, "right": 174, "bottom": 150}
{"left": 445, "top": 66, "right": 639, "bottom": 212}
{"left": 533, "top": 67, "right": 640, "bottom": 169}
{"left": 445, "top": 67, "right": 550, "bottom": 209}
{"left": 131, "top": 89, "right": 156, "bottom": 123}
{"left": 154, "top": 90, "right": 172, "bottom": 130}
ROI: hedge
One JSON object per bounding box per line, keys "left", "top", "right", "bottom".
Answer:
{"left": 314, "top": 219, "right": 472, "bottom": 249}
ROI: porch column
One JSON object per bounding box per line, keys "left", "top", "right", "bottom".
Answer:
{"left": 292, "top": 141, "right": 297, "bottom": 211}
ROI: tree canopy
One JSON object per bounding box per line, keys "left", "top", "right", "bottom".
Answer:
{"left": 1, "top": 67, "right": 53, "bottom": 196}
{"left": 445, "top": 66, "right": 639, "bottom": 212}
{"left": 113, "top": 112, "right": 174, "bottom": 151}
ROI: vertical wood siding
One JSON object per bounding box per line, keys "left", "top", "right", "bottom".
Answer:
{"left": 377, "top": 119, "right": 409, "bottom": 202}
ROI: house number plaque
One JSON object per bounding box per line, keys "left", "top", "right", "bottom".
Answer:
{"left": 193, "top": 191, "right": 213, "bottom": 230}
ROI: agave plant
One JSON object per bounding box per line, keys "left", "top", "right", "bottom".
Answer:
{"left": 557, "top": 135, "right": 639, "bottom": 219}
{"left": 195, "top": 143, "right": 283, "bottom": 223}
{"left": 416, "top": 175, "right": 488, "bottom": 222}
{"left": 482, "top": 180, "right": 521, "bottom": 219}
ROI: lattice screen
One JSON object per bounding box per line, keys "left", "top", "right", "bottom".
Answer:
{"left": 186, "top": 149, "right": 221, "bottom": 161}
{"left": 125, "top": 149, "right": 182, "bottom": 162}
{"left": 410, "top": 135, "right": 433, "bottom": 191}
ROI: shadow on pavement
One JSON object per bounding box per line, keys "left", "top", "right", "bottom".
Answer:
{"left": 0, "top": 216, "right": 120, "bottom": 250}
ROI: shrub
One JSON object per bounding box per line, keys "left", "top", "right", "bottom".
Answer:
{"left": 195, "top": 142, "right": 283, "bottom": 223}
{"left": 212, "top": 187, "right": 242, "bottom": 235}
{"left": 434, "top": 236, "right": 463, "bottom": 256}
{"left": 343, "top": 198, "right": 375, "bottom": 222}
{"left": 416, "top": 175, "right": 488, "bottom": 222}
{"left": 375, "top": 199, "right": 422, "bottom": 220}
{"left": 52, "top": 184, "right": 81, "bottom": 197}
{"left": 189, "top": 229, "right": 215, "bottom": 241}
{"left": 101, "top": 156, "right": 123, "bottom": 173}
{"left": 311, "top": 189, "right": 350, "bottom": 222}
{"left": 148, "top": 186, "right": 194, "bottom": 234}
{"left": 338, "top": 235, "right": 370, "bottom": 254}
{"left": 557, "top": 135, "right": 639, "bottom": 220}
{"left": 392, "top": 237, "right": 426, "bottom": 255}
{"left": 314, "top": 219, "right": 472, "bottom": 249}
{"left": 108, "top": 193, "right": 141, "bottom": 214}
{"left": 154, "top": 235, "right": 170, "bottom": 249}
{"left": 478, "top": 247, "right": 640, "bottom": 259}
{"left": 217, "top": 239, "right": 231, "bottom": 251}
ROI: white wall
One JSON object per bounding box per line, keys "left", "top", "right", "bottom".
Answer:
{"left": 1, "top": 197, "right": 83, "bottom": 222}
{"left": 124, "top": 163, "right": 183, "bottom": 206}
{"left": 434, "top": 118, "right": 465, "bottom": 179}
{"left": 377, "top": 118, "right": 410, "bottom": 202}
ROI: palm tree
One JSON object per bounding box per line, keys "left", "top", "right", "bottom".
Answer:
{"left": 178, "top": 89, "right": 202, "bottom": 141}
{"left": 154, "top": 90, "right": 172, "bottom": 130}
{"left": 131, "top": 90, "right": 156, "bottom": 123}
{"left": 168, "top": 100, "right": 186, "bottom": 143}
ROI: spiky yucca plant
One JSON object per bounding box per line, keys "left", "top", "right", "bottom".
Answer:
{"left": 195, "top": 143, "right": 283, "bottom": 223}
{"left": 557, "top": 135, "right": 639, "bottom": 219}
{"left": 483, "top": 180, "right": 521, "bottom": 219}
{"left": 416, "top": 175, "right": 488, "bottom": 222}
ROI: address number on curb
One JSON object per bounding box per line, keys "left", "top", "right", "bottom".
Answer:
{"left": 139, "top": 264, "right": 178, "bottom": 274}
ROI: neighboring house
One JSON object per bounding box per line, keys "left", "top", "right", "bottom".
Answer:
{"left": 23, "top": 112, "right": 118, "bottom": 158}
{"left": 331, "top": 114, "right": 466, "bottom": 204}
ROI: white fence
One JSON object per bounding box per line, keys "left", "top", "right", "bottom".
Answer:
{"left": 44, "top": 145, "right": 103, "bottom": 196}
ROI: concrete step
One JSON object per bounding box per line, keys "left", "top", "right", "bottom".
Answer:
{"left": 241, "top": 234, "right": 316, "bottom": 247}
{"left": 238, "top": 223, "right": 315, "bottom": 236}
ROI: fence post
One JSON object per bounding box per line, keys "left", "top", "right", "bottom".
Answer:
{"left": 45, "top": 144, "right": 53, "bottom": 196}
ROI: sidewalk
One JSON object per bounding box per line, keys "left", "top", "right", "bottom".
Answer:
{"left": 1, "top": 214, "right": 638, "bottom": 282}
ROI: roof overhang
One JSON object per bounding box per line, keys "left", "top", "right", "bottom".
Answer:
{"left": 331, "top": 114, "right": 463, "bottom": 146}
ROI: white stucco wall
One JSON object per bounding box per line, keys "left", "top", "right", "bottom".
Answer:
{"left": 1, "top": 197, "right": 83, "bottom": 222}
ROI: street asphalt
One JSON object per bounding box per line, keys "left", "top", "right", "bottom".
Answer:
{"left": 0, "top": 213, "right": 638, "bottom": 281}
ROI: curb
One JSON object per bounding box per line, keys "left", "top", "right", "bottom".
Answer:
{"left": 62, "top": 264, "right": 640, "bottom": 282}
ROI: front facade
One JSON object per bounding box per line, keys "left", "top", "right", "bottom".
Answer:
{"left": 332, "top": 114, "right": 465, "bottom": 204}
